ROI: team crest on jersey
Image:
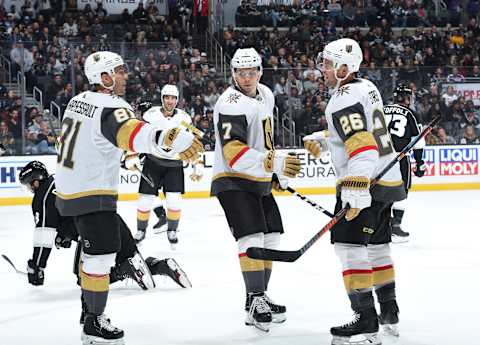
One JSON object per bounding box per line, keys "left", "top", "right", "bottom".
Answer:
{"left": 227, "top": 93, "right": 241, "bottom": 104}
{"left": 336, "top": 86, "right": 350, "bottom": 96}
{"left": 368, "top": 90, "right": 380, "bottom": 104}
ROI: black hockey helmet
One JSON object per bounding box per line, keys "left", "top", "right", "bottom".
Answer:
{"left": 393, "top": 84, "right": 413, "bottom": 104}
{"left": 19, "top": 161, "right": 49, "bottom": 187}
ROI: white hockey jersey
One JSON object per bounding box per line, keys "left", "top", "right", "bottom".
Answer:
{"left": 325, "top": 78, "right": 406, "bottom": 202}
{"left": 142, "top": 106, "right": 192, "bottom": 162}
{"left": 211, "top": 84, "right": 275, "bottom": 196}
{"left": 55, "top": 91, "right": 169, "bottom": 216}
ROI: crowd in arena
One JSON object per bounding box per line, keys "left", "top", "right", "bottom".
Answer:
{"left": 1, "top": 0, "right": 480, "bottom": 156}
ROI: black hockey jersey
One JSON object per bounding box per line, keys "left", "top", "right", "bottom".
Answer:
{"left": 384, "top": 103, "right": 421, "bottom": 153}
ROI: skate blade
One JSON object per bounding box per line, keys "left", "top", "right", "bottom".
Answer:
{"left": 245, "top": 319, "right": 270, "bottom": 332}
{"left": 169, "top": 242, "right": 177, "bottom": 251}
{"left": 271, "top": 313, "right": 286, "bottom": 323}
{"left": 391, "top": 235, "right": 409, "bottom": 243}
{"left": 81, "top": 332, "right": 125, "bottom": 345}
{"left": 166, "top": 259, "right": 192, "bottom": 288}
{"left": 381, "top": 323, "right": 399, "bottom": 336}
{"left": 331, "top": 333, "right": 381, "bottom": 345}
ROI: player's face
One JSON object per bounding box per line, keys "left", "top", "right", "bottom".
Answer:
{"left": 235, "top": 68, "right": 260, "bottom": 96}
{"left": 163, "top": 95, "right": 177, "bottom": 112}
{"left": 320, "top": 58, "right": 348, "bottom": 88}
{"left": 113, "top": 66, "right": 128, "bottom": 96}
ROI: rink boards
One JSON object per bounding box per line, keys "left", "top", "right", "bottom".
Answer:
{"left": 0, "top": 145, "right": 479, "bottom": 205}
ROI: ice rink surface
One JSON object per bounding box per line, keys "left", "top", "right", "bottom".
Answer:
{"left": 0, "top": 190, "right": 478, "bottom": 345}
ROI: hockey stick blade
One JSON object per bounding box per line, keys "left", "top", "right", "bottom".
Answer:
{"left": 246, "top": 247, "right": 301, "bottom": 262}
{"left": 1, "top": 254, "right": 27, "bottom": 275}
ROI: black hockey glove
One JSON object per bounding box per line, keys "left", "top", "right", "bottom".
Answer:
{"left": 138, "top": 101, "right": 153, "bottom": 114}
{"left": 414, "top": 160, "right": 426, "bottom": 177}
{"left": 27, "top": 259, "right": 45, "bottom": 286}
{"left": 55, "top": 234, "right": 72, "bottom": 249}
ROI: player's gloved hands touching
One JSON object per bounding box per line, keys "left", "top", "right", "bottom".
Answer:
{"left": 189, "top": 160, "right": 204, "bottom": 181}
{"left": 55, "top": 234, "right": 72, "bottom": 249}
{"left": 121, "top": 152, "right": 141, "bottom": 171}
{"left": 162, "top": 127, "right": 204, "bottom": 162}
{"left": 414, "top": 160, "right": 426, "bottom": 177}
{"left": 138, "top": 101, "right": 153, "bottom": 114}
{"left": 27, "top": 259, "right": 45, "bottom": 286}
{"left": 341, "top": 176, "right": 371, "bottom": 221}
{"left": 272, "top": 173, "right": 289, "bottom": 192}
{"left": 264, "top": 151, "right": 301, "bottom": 178}
{"left": 303, "top": 130, "right": 329, "bottom": 159}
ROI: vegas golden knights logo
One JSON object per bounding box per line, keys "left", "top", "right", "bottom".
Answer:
{"left": 93, "top": 54, "right": 101, "bottom": 62}
{"left": 346, "top": 45, "right": 352, "bottom": 53}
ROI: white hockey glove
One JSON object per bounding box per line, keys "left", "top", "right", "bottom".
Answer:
{"left": 160, "top": 127, "right": 204, "bottom": 162}
{"left": 272, "top": 173, "right": 289, "bottom": 192}
{"left": 121, "top": 152, "right": 141, "bottom": 171}
{"left": 340, "top": 176, "right": 371, "bottom": 221}
{"left": 264, "top": 151, "right": 301, "bottom": 178}
{"left": 189, "top": 160, "right": 204, "bottom": 182}
{"left": 303, "top": 130, "right": 329, "bottom": 159}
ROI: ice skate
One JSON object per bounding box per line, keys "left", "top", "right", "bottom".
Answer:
{"left": 167, "top": 230, "right": 178, "bottom": 250}
{"left": 146, "top": 257, "right": 192, "bottom": 288}
{"left": 133, "top": 229, "right": 146, "bottom": 243}
{"left": 379, "top": 300, "right": 399, "bottom": 336}
{"left": 81, "top": 314, "right": 124, "bottom": 345}
{"left": 153, "top": 206, "right": 167, "bottom": 231}
{"left": 113, "top": 252, "right": 155, "bottom": 290}
{"left": 246, "top": 293, "right": 286, "bottom": 323}
{"left": 244, "top": 292, "right": 272, "bottom": 332}
{"left": 391, "top": 225, "right": 409, "bottom": 243}
{"left": 331, "top": 308, "right": 381, "bottom": 345}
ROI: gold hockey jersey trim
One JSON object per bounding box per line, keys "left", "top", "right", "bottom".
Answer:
{"left": 212, "top": 172, "right": 271, "bottom": 183}
{"left": 117, "top": 118, "right": 144, "bottom": 151}
{"left": 56, "top": 189, "right": 118, "bottom": 200}
{"left": 345, "top": 131, "right": 378, "bottom": 158}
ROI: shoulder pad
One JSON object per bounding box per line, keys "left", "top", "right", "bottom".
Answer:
{"left": 217, "top": 89, "right": 247, "bottom": 115}
{"left": 142, "top": 106, "right": 163, "bottom": 123}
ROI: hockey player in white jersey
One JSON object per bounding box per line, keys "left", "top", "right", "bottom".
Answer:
{"left": 130, "top": 84, "right": 204, "bottom": 247}
{"left": 384, "top": 84, "right": 426, "bottom": 242}
{"left": 55, "top": 51, "right": 203, "bottom": 345}
{"left": 211, "top": 48, "right": 301, "bottom": 332}
{"left": 303, "top": 38, "right": 407, "bottom": 345}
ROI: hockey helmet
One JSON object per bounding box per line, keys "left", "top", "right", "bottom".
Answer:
{"left": 393, "top": 84, "right": 413, "bottom": 104}
{"left": 231, "top": 48, "right": 262, "bottom": 75}
{"left": 19, "top": 161, "right": 49, "bottom": 188}
{"left": 161, "top": 84, "right": 179, "bottom": 110}
{"left": 316, "top": 38, "right": 362, "bottom": 75}
{"left": 84, "top": 51, "right": 125, "bottom": 85}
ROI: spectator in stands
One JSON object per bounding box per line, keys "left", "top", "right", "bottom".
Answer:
{"left": 0, "top": 120, "right": 15, "bottom": 155}
{"left": 63, "top": 17, "right": 78, "bottom": 37}
{"left": 133, "top": 2, "right": 148, "bottom": 24}
{"left": 45, "top": 74, "right": 65, "bottom": 109}
{"left": 437, "top": 126, "right": 456, "bottom": 144}
{"left": 459, "top": 125, "right": 480, "bottom": 144}
{"left": 447, "top": 67, "right": 466, "bottom": 82}
{"left": 442, "top": 86, "right": 459, "bottom": 107}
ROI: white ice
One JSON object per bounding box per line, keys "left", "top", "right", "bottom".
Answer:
{"left": 0, "top": 190, "right": 478, "bottom": 345}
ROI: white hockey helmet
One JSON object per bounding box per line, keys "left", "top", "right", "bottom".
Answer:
{"left": 161, "top": 84, "right": 179, "bottom": 109}
{"left": 231, "top": 47, "right": 263, "bottom": 75}
{"left": 317, "top": 38, "right": 362, "bottom": 75}
{"left": 84, "top": 51, "right": 125, "bottom": 85}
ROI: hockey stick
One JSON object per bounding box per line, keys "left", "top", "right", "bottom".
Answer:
{"left": 246, "top": 116, "right": 440, "bottom": 262}
{"left": 134, "top": 166, "right": 155, "bottom": 188}
{"left": 286, "top": 187, "right": 335, "bottom": 218}
{"left": 1, "top": 254, "right": 27, "bottom": 275}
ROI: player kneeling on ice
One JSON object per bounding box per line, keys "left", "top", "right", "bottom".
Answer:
{"left": 53, "top": 51, "right": 202, "bottom": 345}
{"left": 304, "top": 38, "right": 407, "bottom": 345}
{"left": 211, "top": 47, "right": 301, "bottom": 332}
{"left": 19, "top": 161, "right": 192, "bottom": 318}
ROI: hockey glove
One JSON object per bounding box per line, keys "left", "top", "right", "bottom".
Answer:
{"left": 55, "top": 234, "right": 72, "bottom": 249}
{"left": 303, "top": 130, "right": 329, "bottom": 159}
{"left": 341, "top": 176, "right": 371, "bottom": 221}
{"left": 27, "top": 259, "right": 45, "bottom": 286}
{"left": 138, "top": 101, "right": 153, "bottom": 114}
{"left": 414, "top": 160, "right": 426, "bottom": 177}
{"left": 272, "top": 173, "right": 289, "bottom": 192}
{"left": 189, "top": 160, "right": 204, "bottom": 181}
{"left": 264, "top": 151, "right": 301, "bottom": 178}
{"left": 121, "top": 152, "right": 141, "bottom": 171}
{"left": 161, "top": 127, "right": 204, "bottom": 162}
